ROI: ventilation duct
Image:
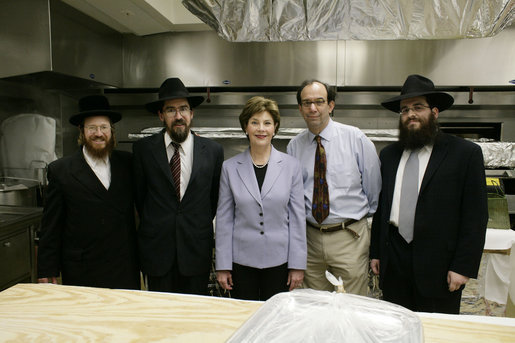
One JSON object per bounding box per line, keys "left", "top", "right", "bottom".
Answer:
{"left": 182, "top": 0, "right": 515, "bottom": 42}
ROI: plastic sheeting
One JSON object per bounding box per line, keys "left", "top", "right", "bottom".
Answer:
{"left": 228, "top": 289, "right": 423, "bottom": 342}
{"left": 182, "top": 0, "right": 515, "bottom": 42}
{"left": 0, "top": 113, "right": 57, "bottom": 180}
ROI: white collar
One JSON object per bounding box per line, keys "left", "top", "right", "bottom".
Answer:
{"left": 164, "top": 130, "right": 193, "bottom": 153}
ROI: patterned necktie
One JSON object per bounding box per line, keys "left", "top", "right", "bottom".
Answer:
{"left": 170, "top": 142, "right": 181, "bottom": 201}
{"left": 398, "top": 150, "right": 419, "bottom": 243}
{"left": 312, "top": 135, "right": 329, "bottom": 224}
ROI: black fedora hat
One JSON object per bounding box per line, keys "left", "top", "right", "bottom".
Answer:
{"left": 69, "top": 95, "right": 121, "bottom": 126}
{"left": 145, "top": 78, "right": 204, "bottom": 114}
{"left": 381, "top": 74, "right": 454, "bottom": 113}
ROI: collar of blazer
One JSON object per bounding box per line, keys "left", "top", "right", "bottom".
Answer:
{"left": 419, "top": 132, "right": 449, "bottom": 195}
{"left": 150, "top": 130, "right": 208, "bottom": 195}
{"left": 391, "top": 132, "right": 450, "bottom": 195}
{"left": 236, "top": 146, "right": 283, "bottom": 205}
{"left": 71, "top": 149, "right": 109, "bottom": 199}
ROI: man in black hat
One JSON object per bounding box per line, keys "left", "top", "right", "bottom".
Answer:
{"left": 133, "top": 77, "right": 224, "bottom": 295}
{"left": 38, "top": 95, "right": 140, "bottom": 290}
{"left": 370, "top": 74, "right": 488, "bottom": 314}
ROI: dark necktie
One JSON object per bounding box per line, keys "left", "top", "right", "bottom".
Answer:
{"left": 312, "top": 135, "right": 329, "bottom": 224}
{"left": 398, "top": 150, "right": 419, "bottom": 243}
{"left": 170, "top": 142, "right": 181, "bottom": 201}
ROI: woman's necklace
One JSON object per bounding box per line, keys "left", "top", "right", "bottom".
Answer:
{"left": 251, "top": 156, "right": 269, "bottom": 169}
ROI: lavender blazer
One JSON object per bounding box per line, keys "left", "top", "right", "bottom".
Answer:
{"left": 215, "top": 146, "right": 307, "bottom": 270}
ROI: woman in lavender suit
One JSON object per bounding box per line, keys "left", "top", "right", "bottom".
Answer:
{"left": 215, "top": 96, "right": 307, "bottom": 301}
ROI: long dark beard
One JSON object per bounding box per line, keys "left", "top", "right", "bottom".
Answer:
{"left": 84, "top": 135, "right": 115, "bottom": 159}
{"left": 398, "top": 113, "right": 439, "bottom": 150}
{"left": 167, "top": 119, "right": 191, "bottom": 143}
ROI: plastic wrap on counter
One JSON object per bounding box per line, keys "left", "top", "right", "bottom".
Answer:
{"left": 228, "top": 289, "right": 423, "bottom": 343}
{"left": 476, "top": 141, "right": 515, "bottom": 169}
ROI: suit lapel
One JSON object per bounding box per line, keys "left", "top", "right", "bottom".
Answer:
{"left": 188, "top": 134, "right": 204, "bottom": 188}
{"left": 236, "top": 149, "right": 262, "bottom": 205}
{"left": 261, "top": 146, "right": 282, "bottom": 199}
{"left": 420, "top": 133, "right": 449, "bottom": 194}
{"left": 150, "top": 131, "right": 174, "bottom": 186}
{"left": 70, "top": 149, "right": 108, "bottom": 201}
{"left": 106, "top": 152, "right": 128, "bottom": 214}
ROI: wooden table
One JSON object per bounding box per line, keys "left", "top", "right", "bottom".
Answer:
{"left": 1, "top": 283, "right": 515, "bottom": 342}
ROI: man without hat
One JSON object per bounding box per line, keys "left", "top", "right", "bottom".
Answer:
{"left": 38, "top": 95, "right": 140, "bottom": 289}
{"left": 287, "top": 79, "right": 381, "bottom": 295}
{"left": 133, "top": 77, "right": 224, "bottom": 294}
{"left": 370, "top": 74, "right": 488, "bottom": 314}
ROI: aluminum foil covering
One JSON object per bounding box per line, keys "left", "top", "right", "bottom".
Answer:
{"left": 476, "top": 141, "right": 515, "bottom": 169}
{"left": 128, "top": 127, "right": 399, "bottom": 141}
{"left": 182, "top": 0, "right": 515, "bottom": 42}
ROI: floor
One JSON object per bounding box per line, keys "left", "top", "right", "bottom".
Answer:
{"left": 460, "top": 256, "right": 506, "bottom": 317}
{"left": 367, "top": 254, "right": 507, "bottom": 316}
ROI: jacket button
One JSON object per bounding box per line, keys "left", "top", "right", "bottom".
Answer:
{"left": 259, "top": 213, "right": 263, "bottom": 216}
{"left": 260, "top": 231, "right": 264, "bottom": 235}
{"left": 260, "top": 222, "right": 263, "bottom": 225}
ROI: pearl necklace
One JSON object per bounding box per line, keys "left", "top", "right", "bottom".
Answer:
{"left": 251, "top": 157, "right": 269, "bottom": 169}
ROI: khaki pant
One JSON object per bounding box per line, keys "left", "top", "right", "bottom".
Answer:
{"left": 304, "top": 218, "right": 370, "bottom": 295}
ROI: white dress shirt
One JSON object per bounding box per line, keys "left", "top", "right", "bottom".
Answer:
{"left": 389, "top": 144, "right": 433, "bottom": 226}
{"left": 164, "top": 131, "right": 193, "bottom": 200}
{"left": 83, "top": 146, "right": 111, "bottom": 190}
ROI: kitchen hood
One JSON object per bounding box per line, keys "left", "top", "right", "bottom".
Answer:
{"left": 183, "top": 0, "right": 515, "bottom": 42}
{"left": 0, "top": 0, "right": 123, "bottom": 89}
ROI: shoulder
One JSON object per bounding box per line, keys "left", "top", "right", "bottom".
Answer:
{"left": 48, "top": 150, "right": 79, "bottom": 169}
{"left": 195, "top": 134, "right": 223, "bottom": 152}
{"left": 331, "top": 121, "right": 367, "bottom": 138}
{"left": 379, "top": 142, "right": 403, "bottom": 159}
{"left": 111, "top": 150, "right": 133, "bottom": 164}
{"left": 289, "top": 129, "right": 310, "bottom": 142}
{"left": 133, "top": 132, "right": 161, "bottom": 150}
{"left": 288, "top": 129, "right": 310, "bottom": 149}
{"left": 276, "top": 150, "right": 300, "bottom": 166}
{"left": 438, "top": 133, "right": 481, "bottom": 153}
{"left": 223, "top": 151, "right": 245, "bottom": 167}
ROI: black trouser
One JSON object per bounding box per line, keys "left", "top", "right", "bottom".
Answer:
{"left": 147, "top": 260, "right": 209, "bottom": 295}
{"left": 231, "top": 262, "right": 289, "bottom": 301}
{"left": 382, "top": 224, "right": 462, "bottom": 314}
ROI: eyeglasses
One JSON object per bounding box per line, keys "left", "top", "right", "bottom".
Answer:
{"left": 301, "top": 99, "right": 326, "bottom": 108}
{"left": 84, "top": 125, "right": 111, "bottom": 133}
{"left": 163, "top": 106, "right": 191, "bottom": 116}
{"left": 399, "top": 104, "right": 431, "bottom": 115}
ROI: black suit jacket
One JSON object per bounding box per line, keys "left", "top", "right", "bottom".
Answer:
{"left": 133, "top": 130, "right": 224, "bottom": 277}
{"left": 370, "top": 133, "right": 488, "bottom": 298}
{"left": 38, "top": 149, "right": 139, "bottom": 289}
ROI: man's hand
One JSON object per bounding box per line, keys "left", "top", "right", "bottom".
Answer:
{"left": 216, "top": 270, "right": 233, "bottom": 291}
{"left": 38, "top": 277, "right": 58, "bottom": 284}
{"left": 447, "top": 271, "right": 469, "bottom": 292}
{"left": 370, "top": 259, "right": 380, "bottom": 275}
{"left": 287, "top": 269, "right": 304, "bottom": 291}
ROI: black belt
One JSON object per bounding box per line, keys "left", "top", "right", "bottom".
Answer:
{"left": 308, "top": 218, "right": 359, "bottom": 233}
